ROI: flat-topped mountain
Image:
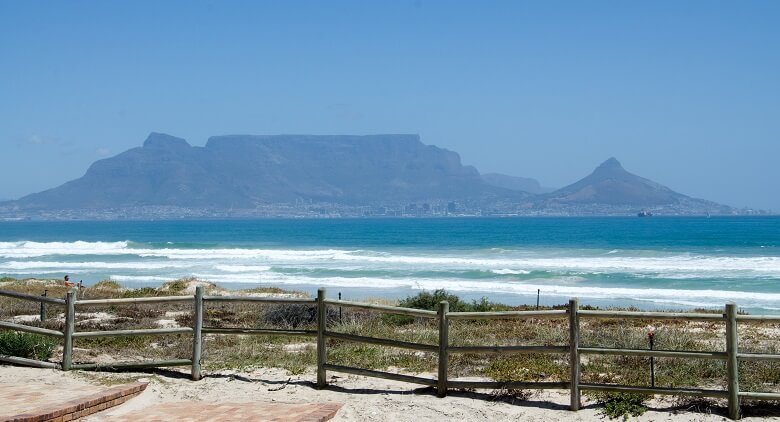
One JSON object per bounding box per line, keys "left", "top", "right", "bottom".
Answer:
{"left": 10, "top": 133, "right": 520, "bottom": 210}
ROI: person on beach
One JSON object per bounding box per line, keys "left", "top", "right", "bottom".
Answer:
{"left": 63, "top": 275, "right": 74, "bottom": 287}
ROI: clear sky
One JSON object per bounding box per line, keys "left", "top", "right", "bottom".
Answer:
{"left": 1, "top": 1, "right": 778, "bottom": 210}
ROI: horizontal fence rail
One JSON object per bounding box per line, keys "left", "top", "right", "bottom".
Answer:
{"left": 4, "top": 287, "right": 780, "bottom": 419}
{"left": 0, "top": 354, "right": 61, "bottom": 369}
{"left": 0, "top": 289, "right": 66, "bottom": 305}
{"left": 324, "top": 298, "right": 438, "bottom": 318}
{"left": 72, "top": 327, "right": 194, "bottom": 338}
{"left": 737, "top": 353, "right": 780, "bottom": 361}
{"left": 71, "top": 359, "right": 193, "bottom": 370}
{"left": 324, "top": 330, "right": 438, "bottom": 352}
{"left": 578, "top": 347, "right": 728, "bottom": 360}
{"left": 736, "top": 315, "right": 780, "bottom": 323}
{"left": 202, "top": 327, "right": 317, "bottom": 336}
{"left": 323, "top": 363, "right": 437, "bottom": 386}
{"left": 75, "top": 296, "right": 194, "bottom": 306}
{"left": 578, "top": 309, "right": 725, "bottom": 321}
{"left": 0, "top": 321, "right": 64, "bottom": 338}
{"left": 449, "top": 345, "right": 568, "bottom": 355}
{"left": 447, "top": 310, "right": 567, "bottom": 320}
{"left": 579, "top": 383, "right": 730, "bottom": 399}
{"left": 204, "top": 295, "right": 316, "bottom": 304}
{"left": 448, "top": 380, "right": 570, "bottom": 390}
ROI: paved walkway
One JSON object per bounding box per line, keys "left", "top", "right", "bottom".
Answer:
{"left": 1, "top": 382, "right": 147, "bottom": 422}
{"left": 1, "top": 379, "right": 342, "bottom": 422}
{"left": 103, "top": 402, "right": 343, "bottom": 422}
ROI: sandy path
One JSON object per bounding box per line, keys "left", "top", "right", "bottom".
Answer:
{"left": 0, "top": 365, "right": 774, "bottom": 421}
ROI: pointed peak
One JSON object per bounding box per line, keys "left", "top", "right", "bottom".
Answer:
{"left": 143, "top": 132, "right": 190, "bottom": 149}
{"left": 595, "top": 157, "right": 624, "bottom": 172}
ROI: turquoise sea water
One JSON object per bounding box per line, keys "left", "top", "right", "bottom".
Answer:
{"left": 0, "top": 217, "right": 778, "bottom": 313}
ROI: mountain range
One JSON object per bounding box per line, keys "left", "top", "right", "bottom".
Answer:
{"left": 1, "top": 133, "right": 734, "bottom": 217}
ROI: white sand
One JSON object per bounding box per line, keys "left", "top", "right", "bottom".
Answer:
{"left": 2, "top": 365, "right": 774, "bottom": 421}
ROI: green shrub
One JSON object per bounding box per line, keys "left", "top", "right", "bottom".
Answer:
{"left": 384, "top": 290, "right": 509, "bottom": 325}
{"left": 92, "top": 280, "right": 122, "bottom": 290}
{"left": 592, "top": 392, "right": 649, "bottom": 420}
{"left": 162, "top": 279, "right": 188, "bottom": 293}
{"left": 0, "top": 332, "right": 56, "bottom": 360}
{"left": 398, "top": 289, "right": 471, "bottom": 312}
{"left": 121, "top": 287, "right": 159, "bottom": 298}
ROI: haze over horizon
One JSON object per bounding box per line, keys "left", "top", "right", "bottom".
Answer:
{"left": 1, "top": 1, "right": 778, "bottom": 210}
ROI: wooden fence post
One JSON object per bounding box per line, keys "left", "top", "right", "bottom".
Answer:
{"left": 726, "top": 302, "right": 740, "bottom": 419}
{"left": 191, "top": 286, "right": 204, "bottom": 381}
{"left": 569, "top": 298, "right": 580, "bottom": 411}
{"left": 62, "top": 289, "right": 75, "bottom": 371}
{"left": 437, "top": 300, "right": 449, "bottom": 398}
{"left": 40, "top": 290, "right": 47, "bottom": 322}
{"left": 317, "top": 288, "right": 327, "bottom": 388}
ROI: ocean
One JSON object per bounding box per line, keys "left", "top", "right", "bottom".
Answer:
{"left": 0, "top": 217, "right": 778, "bottom": 313}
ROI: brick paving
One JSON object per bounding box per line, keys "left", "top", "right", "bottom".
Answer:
{"left": 103, "top": 402, "right": 343, "bottom": 422}
{"left": 0, "top": 380, "right": 341, "bottom": 422}
{"left": 1, "top": 382, "right": 147, "bottom": 422}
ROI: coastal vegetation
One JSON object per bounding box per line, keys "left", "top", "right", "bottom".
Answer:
{"left": 1, "top": 277, "right": 780, "bottom": 418}
{"left": 0, "top": 332, "right": 56, "bottom": 361}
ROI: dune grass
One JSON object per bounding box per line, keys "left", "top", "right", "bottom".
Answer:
{"left": 2, "top": 277, "right": 780, "bottom": 417}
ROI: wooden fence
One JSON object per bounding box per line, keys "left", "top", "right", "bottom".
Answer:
{"left": 2, "top": 287, "right": 780, "bottom": 419}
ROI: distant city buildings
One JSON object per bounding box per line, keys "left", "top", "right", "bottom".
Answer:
{"left": 0, "top": 199, "right": 770, "bottom": 221}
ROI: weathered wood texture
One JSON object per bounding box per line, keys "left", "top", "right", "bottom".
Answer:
{"left": 726, "top": 303, "right": 740, "bottom": 420}
{"left": 579, "top": 309, "right": 723, "bottom": 321}
{"left": 569, "top": 298, "right": 580, "bottom": 411}
{"left": 62, "top": 290, "right": 75, "bottom": 371}
{"left": 0, "top": 321, "right": 64, "bottom": 338}
{"left": 204, "top": 296, "right": 315, "bottom": 304}
{"left": 448, "top": 380, "right": 569, "bottom": 390}
{"left": 324, "top": 331, "right": 437, "bottom": 352}
{"left": 191, "top": 286, "right": 204, "bottom": 381}
{"left": 71, "top": 359, "right": 192, "bottom": 370}
{"left": 449, "top": 345, "right": 568, "bottom": 354}
{"left": 0, "top": 354, "right": 60, "bottom": 369}
{"left": 437, "top": 300, "right": 449, "bottom": 398}
{"left": 72, "top": 327, "right": 193, "bottom": 338}
{"left": 579, "top": 347, "right": 727, "bottom": 360}
{"left": 324, "top": 299, "right": 438, "bottom": 318}
{"left": 75, "top": 296, "right": 193, "bottom": 306}
{"left": 323, "top": 363, "right": 436, "bottom": 386}
{"left": 0, "top": 289, "right": 65, "bottom": 305}
{"left": 579, "top": 383, "right": 729, "bottom": 398}
{"left": 447, "top": 310, "right": 566, "bottom": 320}
{"left": 316, "top": 288, "right": 327, "bottom": 388}
{"left": 203, "top": 327, "right": 316, "bottom": 336}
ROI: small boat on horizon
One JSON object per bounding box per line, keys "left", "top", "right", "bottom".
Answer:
{"left": 637, "top": 210, "right": 653, "bottom": 217}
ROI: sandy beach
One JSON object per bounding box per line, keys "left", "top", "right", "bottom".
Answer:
{"left": 2, "top": 365, "right": 777, "bottom": 421}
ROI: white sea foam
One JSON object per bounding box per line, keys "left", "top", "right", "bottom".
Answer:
{"left": 1, "top": 260, "right": 191, "bottom": 270}
{"left": 178, "top": 272, "right": 780, "bottom": 308}
{"left": 3, "top": 240, "right": 780, "bottom": 310}
{"left": 108, "top": 275, "right": 178, "bottom": 282}
{"left": 213, "top": 265, "right": 273, "bottom": 273}
{"left": 2, "top": 240, "right": 780, "bottom": 278}
{"left": 0, "top": 241, "right": 130, "bottom": 258}
{"left": 491, "top": 269, "right": 531, "bottom": 275}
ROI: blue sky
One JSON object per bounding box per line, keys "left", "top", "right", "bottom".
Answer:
{"left": 1, "top": 1, "right": 778, "bottom": 209}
